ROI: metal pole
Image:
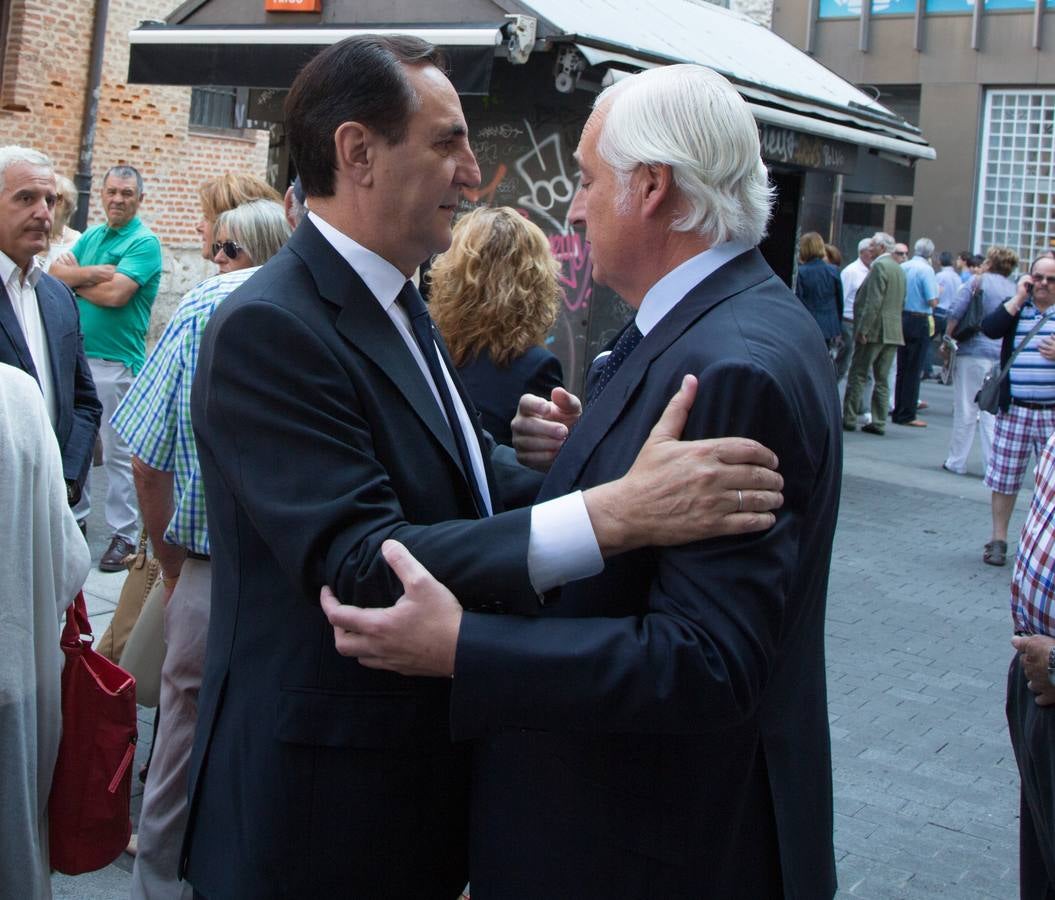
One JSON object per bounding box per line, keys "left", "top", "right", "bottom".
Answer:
{"left": 859, "top": 0, "right": 872, "bottom": 53}
{"left": 72, "top": 0, "right": 110, "bottom": 233}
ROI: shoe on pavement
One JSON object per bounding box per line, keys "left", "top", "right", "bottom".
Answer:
{"left": 983, "top": 540, "right": 1007, "bottom": 566}
{"left": 858, "top": 413, "right": 872, "bottom": 426}
{"left": 941, "top": 463, "right": 966, "bottom": 475}
{"left": 895, "top": 419, "right": 928, "bottom": 428}
{"left": 843, "top": 422, "right": 857, "bottom": 432}
{"left": 917, "top": 400, "right": 929, "bottom": 410}
{"left": 100, "top": 535, "right": 135, "bottom": 573}
{"left": 861, "top": 423, "right": 885, "bottom": 435}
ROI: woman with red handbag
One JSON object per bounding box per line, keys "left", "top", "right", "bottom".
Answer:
{"left": 0, "top": 363, "right": 90, "bottom": 898}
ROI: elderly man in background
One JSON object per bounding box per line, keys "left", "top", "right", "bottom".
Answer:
{"left": 837, "top": 236, "right": 873, "bottom": 385}
{"left": 111, "top": 193, "right": 290, "bottom": 900}
{"left": 51, "top": 165, "right": 162, "bottom": 569}
{"left": 842, "top": 232, "right": 905, "bottom": 436}
{"left": 325, "top": 62, "right": 842, "bottom": 899}
{"left": 0, "top": 145, "right": 100, "bottom": 512}
{"left": 893, "top": 237, "right": 939, "bottom": 428}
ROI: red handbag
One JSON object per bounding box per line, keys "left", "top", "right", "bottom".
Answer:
{"left": 49, "top": 591, "right": 138, "bottom": 875}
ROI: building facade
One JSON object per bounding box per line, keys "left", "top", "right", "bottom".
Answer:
{"left": 772, "top": 0, "right": 1055, "bottom": 265}
{"left": 0, "top": 0, "right": 271, "bottom": 334}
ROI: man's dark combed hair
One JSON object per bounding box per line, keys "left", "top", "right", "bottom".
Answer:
{"left": 285, "top": 35, "right": 447, "bottom": 198}
{"left": 939, "top": 251, "right": 953, "bottom": 267}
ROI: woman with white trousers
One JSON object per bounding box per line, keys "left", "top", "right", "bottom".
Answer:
{"left": 942, "top": 245, "right": 1019, "bottom": 475}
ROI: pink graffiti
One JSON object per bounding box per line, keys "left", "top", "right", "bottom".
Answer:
{"left": 548, "top": 231, "right": 592, "bottom": 312}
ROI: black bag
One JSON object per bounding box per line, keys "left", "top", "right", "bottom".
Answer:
{"left": 975, "top": 364, "right": 1002, "bottom": 414}
{"left": 952, "top": 280, "right": 985, "bottom": 341}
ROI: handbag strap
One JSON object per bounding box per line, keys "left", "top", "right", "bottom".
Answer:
{"left": 992, "top": 308, "right": 1055, "bottom": 385}
{"left": 61, "top": 591, "right": 93, "bottom": 648}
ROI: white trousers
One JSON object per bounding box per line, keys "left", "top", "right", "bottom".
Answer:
{"left": 73, "top": 358, "right": 138, "bottom": 540}
{"left": 944, "top": 354, "right": 996, "bottom": 474}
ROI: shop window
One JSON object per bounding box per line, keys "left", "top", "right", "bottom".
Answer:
{"left": 976, "top": 89, "right": 1055, "bottom": 265}
{"left": 189, "top": 86, "right": 247, "bottom": 134}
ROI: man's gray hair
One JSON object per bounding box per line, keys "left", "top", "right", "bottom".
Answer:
{"left": 871, "top": 232, "right": 896, "bottom": 254}
{"left": 215, "top": 199, "right": 291, "bottom": 266}
{"left": 594, "top": 64, "right": 774, "bottom": 246}
{"left": 104, "top": 165, "right": 144, "bottom": 195}
{"left": 857, "top": 237, "right": 872, "bottom": 255}
{"left": 914, "top": 237, "right": 934, "bottom": 258}
{"left": 0, "top": 145, "right": 53, "bottom": 193}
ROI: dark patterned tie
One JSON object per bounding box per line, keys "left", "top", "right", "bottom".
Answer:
{"left": 397, "top": 281, "right": 488, "bottom": 517}
{"left": 586, "top": 321, "right": 644, "bottom": 407}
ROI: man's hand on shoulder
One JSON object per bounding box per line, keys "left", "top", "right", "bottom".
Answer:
{"left": 320, "top": 540, "right": 462, "bottom": 678}
{"left": 512, "top": 387, "right": 582, "bottom": 472}
{"left": 584, "top": 374, "right": 783, "bottom": 556}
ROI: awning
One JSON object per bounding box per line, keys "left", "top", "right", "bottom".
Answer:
{"left": 127, "top": 24, "right": 502, "bottom": 94}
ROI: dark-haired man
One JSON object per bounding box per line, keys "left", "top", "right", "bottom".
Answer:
{"left": 185, "top": 35, "right": 783, "bottom": 898}
{"left": 52, "top": 165, "right": 161, "bottom": 567}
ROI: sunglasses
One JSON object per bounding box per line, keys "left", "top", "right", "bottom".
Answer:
{"left": 211, "top": 240, "right": 244, "bottom": 260}
{"left": 1032, "top": 274, "right": 1055, "bottom": 284}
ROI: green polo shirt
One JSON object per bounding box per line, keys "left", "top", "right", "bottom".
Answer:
{"left": 73, "top": 217, "right": 162, "bottom": 373}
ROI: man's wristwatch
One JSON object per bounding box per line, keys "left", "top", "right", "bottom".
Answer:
{"left": 1046, "top": 645, "right": 1055, "bottom": 687}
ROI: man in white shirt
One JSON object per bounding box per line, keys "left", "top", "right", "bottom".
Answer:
{"left": 183, "top": 37, "right": 783, "bottom": 899}
{"left": 0, "top": 146, "right": 100, "bottom": 511}
{"left": 837, "top": 237, "right": 873, "bottom": 383}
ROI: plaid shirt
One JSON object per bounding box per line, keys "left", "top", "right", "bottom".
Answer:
{"left": 111, "top": 268, "right": 257, "bottom": 554}
{"left": 1011, "top": 431, "right": 1055, "bottom": 635}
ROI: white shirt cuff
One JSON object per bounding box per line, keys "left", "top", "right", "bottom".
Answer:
{"left": 527, "top": 491, "right": 603, "bottom": 596}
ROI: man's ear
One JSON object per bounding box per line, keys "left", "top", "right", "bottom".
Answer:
{"left": 334, "top": 121, "right": 373, "bottom": 187}
{"left": 640, "top": 163, "right": 674, "bottom": 219}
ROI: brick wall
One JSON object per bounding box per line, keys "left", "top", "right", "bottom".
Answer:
{"left": 1, "top": 0, "right": 272, "bottom": 334}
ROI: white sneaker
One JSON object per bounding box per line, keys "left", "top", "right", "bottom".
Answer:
{"left": 858, "top": 413, "right": 872, "bottom": 426}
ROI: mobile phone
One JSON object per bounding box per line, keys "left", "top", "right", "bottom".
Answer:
{"left": 1028, "top": 281, "right": 1034, "bottom": 295}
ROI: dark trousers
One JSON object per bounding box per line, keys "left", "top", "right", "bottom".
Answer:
{"left": 892, "top": 313, "right": 929, "bottom": 423}
{"left": 1007, "top": 654, "right": 1055, "bottom": 899}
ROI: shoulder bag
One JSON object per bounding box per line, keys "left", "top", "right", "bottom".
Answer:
{"left": 97, "top": 529, "right": 160, "bottom": 663}
{"left": 49, "top": 592, "right": 138, "bottom": 875}
{"left": 952, "top": 278, "right": 985, "bottom": 342}
{"left": 976, "top": 309, "right": 1055, "bottom": 414}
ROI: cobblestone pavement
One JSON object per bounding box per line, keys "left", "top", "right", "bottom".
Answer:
{"left": 57, "top": 379, "right": 1030, "bottom": 898}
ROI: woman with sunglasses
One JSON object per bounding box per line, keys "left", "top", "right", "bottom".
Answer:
{"left": 979, "top": 254, "right": 1055, "bottom": 566}
{"left": 942, "top": 245, "right": 1019, "bottom": 477}
{"left": 211, "top": 199, "right": 290, "bottom": 275}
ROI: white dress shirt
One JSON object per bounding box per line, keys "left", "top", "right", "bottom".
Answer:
{"left": 0, "top": 250, "right": 57, "bottom": 428}
{"left": 840, "top": 257, "right": 870, "bottom": 321}
{"left": 308, "top": 212, "right": 602, "bottom": 594}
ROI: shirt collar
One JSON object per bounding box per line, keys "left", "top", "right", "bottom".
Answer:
{"left": 105, "top": 216, "right": 142, "bottom": 237}
{"left": 634, "top": 240, "right": 754, "bottom": 337}
{"left": 308, "top": 211, "right": 407, "bottom": 308}
{"left": 0, "top": 249, "right": 43, "bottom": 289}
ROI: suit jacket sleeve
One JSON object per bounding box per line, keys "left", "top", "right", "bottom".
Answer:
{"left": 193, "top": 298, "right": 539, "bottom": 614}
{"left": 57, "top": 282, "right": 101, "bottom": 488}
{"left": 450, "top": 361, "right": 826, "bottom": 738}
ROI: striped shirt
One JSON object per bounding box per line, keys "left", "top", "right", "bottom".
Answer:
{"left": 110, "top": 268, "right": 257, "bottom": 554}
{"left": 1012, "top": 432, "right": 1055, "bottom": 635}
{"left": 1009, "top": 305, "right": 1055, "bottom": 404}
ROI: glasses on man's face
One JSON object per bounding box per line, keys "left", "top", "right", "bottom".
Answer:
{"left": 893, "top": 250, "right": 907, "bottom": 257}
{"left": 211, "top": 240, "right": 243, "bottom": 260}
{"left": 1031, "top": 274, "right": 1055, "bottom": 285}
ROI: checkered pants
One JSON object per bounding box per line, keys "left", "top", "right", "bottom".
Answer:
{"left": 984, "top": 404, "right": 1055, "bottom": 494}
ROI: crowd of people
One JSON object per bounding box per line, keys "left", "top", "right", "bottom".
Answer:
{"left": 3, "top": 27, "right": 1054, "bottom": 900}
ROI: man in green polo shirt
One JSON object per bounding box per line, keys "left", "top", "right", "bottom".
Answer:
{"left": 51, "top": 165, "right": 162, "bottom": 570}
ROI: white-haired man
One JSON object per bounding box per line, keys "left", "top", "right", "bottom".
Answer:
{"left": 0, "top": 146, "right": 101, "bottom": 511}
{"left": 323, "top": 63, "right": 841, "bottom": 899}
{"left": 837, "top": 236, "right": 873, "bottom": 383}
{"left": 843, "top": 231, "right": 905, "bottom": 435}
{"left": 892, "top": 237, "right": 938, "bottom": 427}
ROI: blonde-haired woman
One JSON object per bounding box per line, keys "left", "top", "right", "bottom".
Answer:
{"left": 429, "top": 206, "right": 564, "bottom": 445}
{"left": 40, "top": 174, "right": 82, "bottom": 271}
{"left": 794, "top": 230, "right": 843, "bottom": 358}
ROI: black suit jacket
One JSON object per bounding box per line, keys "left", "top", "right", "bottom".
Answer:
{"left": 457, "top": 345, "right": 563, "bottom": 446}
{"left": 452, "top": 249, "right": 841, "bottom": 899}
{"left": 184, "top": 219, "right": 547, "bottom": 899}
{"left": 0, "top": 270, "right": 100, "bottom": 491}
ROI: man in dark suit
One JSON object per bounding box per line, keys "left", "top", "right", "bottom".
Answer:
{"left": 0, "top": 146, "right": 100, "bottom": 507}
{"left": 186, "top": 37, "right": 784, "bottom": 899}
{"left": 325, "top": 63, "right": 841, "bottom": 899}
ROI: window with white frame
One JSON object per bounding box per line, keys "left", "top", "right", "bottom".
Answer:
{"left": 976, "top": 90, "right": 1055, "bottom": 267}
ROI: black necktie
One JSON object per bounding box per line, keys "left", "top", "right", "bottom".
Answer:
{"left": 397, "top": 281, "right": 488, "bottom": 516}
{"left": 587, "top": 321, "right": 644, "bottom": 407}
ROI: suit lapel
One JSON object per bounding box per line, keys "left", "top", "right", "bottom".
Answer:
{"left": 286, "top": 220, "right": 467, "bottom": 488}
{"left": 36, "top": 277, "right": 68, "bottom": 403}
{"left": 541, "top": 248, "right": 775, "bottom": 500}
{"left": 0, "top": 281, "right": 37, "bottom": 380}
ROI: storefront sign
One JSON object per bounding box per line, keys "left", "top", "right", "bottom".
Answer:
{"left": 265, "top": 0, "right": 321, "bottom": 12}
{"left": 759, "top": 123, "right": 856, "bottom": 174}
